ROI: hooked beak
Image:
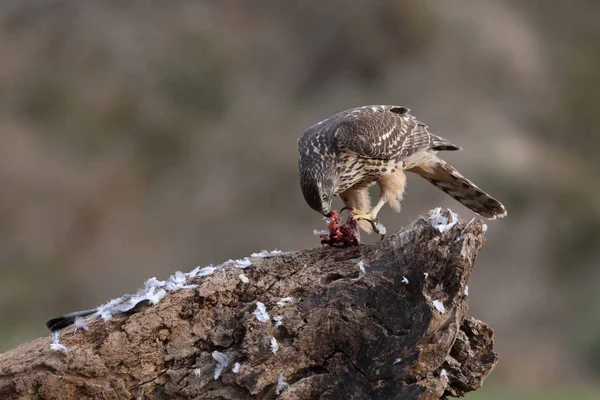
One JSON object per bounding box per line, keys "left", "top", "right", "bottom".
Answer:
{"left": 320, "top": 208, "right": 332, "bottom": 218}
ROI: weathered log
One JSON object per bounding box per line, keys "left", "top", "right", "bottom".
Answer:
{"left": 0, "top": 210, "right": 498, "bottom": 399}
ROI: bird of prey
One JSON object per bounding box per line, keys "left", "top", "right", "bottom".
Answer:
{"left": 298, "top": 105, "right": 506, "bottom": 233}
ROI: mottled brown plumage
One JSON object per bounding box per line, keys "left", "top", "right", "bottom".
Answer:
{"left": 298, "top": 105, "right": 506, "bottom": 233}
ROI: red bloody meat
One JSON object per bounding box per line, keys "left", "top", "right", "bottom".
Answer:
{"left": 318, "top": 210, "right": 360, "bottom": 247}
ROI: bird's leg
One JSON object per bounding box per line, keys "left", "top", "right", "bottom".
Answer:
{"left": 349, "top": 197, "right": 386, "bottom": 233}
{"left": 369, "top": 197, "right": 387, "bottom": 218}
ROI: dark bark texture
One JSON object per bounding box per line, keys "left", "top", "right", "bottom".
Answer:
{"left": 0, "top": 212, "right": 498, "bottom": 399}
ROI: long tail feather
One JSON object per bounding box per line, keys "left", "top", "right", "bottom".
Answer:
{"left": 408, "top": 157, "right": 507, "bottom": 219}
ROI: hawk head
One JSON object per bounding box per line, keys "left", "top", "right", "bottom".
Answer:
{"left": 299, "top": 152, "right": 338, "bottom": 217}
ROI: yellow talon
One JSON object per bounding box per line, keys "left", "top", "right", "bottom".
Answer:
{"left": 349, "top": 209, "right": 380, "bottom": 234}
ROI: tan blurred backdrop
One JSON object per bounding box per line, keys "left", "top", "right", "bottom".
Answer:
{"left": 1, "top": 1, "right": 599, "bottom": 398}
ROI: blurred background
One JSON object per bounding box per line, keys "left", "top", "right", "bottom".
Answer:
{"left": 1, "top": 0, "right": 599, "bottom": 398}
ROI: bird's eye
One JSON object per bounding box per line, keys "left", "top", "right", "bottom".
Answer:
{"left": 322, "top": 194, "right": 328, "bottom": 201}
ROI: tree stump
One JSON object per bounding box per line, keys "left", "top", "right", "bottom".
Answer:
{"left": 0, "top": 210, "right": 498, "bottom": 399}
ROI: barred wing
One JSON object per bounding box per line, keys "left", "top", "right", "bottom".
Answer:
{"left": 332, "top": 105, "right": 459, "bottom": 160}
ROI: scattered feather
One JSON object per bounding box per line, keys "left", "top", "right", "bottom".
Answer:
{"left": 276, "top": 373, "right": 290, "bottom": 395}
{"left": 73, "top": 316, "right": 89, "bottom": 333}
{"left": 51, "top": 242, "right": 291, "bottom": 335}
{"left": 393, "top": 358, "right": 402, "bottom": 365}
{"left": 99, "top": 310, "right": 113, "bottom": 322}
{"left": 424, "top": 272, "right": 429, "bottom": 279}
{"left": 193, "top": 368, "right": 202, "bottom": 378}
{"left": 145, "top": 288, "right": 167, "bottom": 305}
{"left": 194, "top": 265, "right": 217, "bottom": 277}
{"left": 123, "top": 286, "right": 166, "bottom": 313}
{"left": 456, "top": 217, "right": 477, "bottom": 242}
{"left": 313, "top": 229, "right": 330, "bottom": 237}
{"left": 251, "top": 249, "right": 282, "bottom": 258}
{"left": 144, "top": 277, "right": 166, "bottom": 290}
{"left": 97, "top": 276, "right": 175, "bottom": 321}
{"left": 253, "top": 301, "right": 270, "bottom": 322}
{"left": 276, "top": 296, "right": 294, "bottom": 306}
{"left": 351, "top": 260, "right": 366, "bottom": 281}
{"left": 64, "top": 262, "right": 201, "bottom": 330}
{"left": 482, "top": 224, "right": 488, "bottom": 232}
{"left": 376, "top": 222, "right": 387, "bottom": 235}
{"left": 50, "top": 342, "right": 68, "bottom": 355}
{"left": 270, "top": 337, "right": 279, "bottom": 354}
{"left": 49, "top": 330, "right": 68, "bottom": 355}
{"left": 212, "top": 351, "right": 229, "bottom": 380}
{"left": 96, "top": 295, "right": 131, "bottom": 322}
{"left": 428, "top": 207, "right": 458, "bottom": 233}
{"left": 166, "top": 271, "right": 198, "bottom": 291}
{"left": 464, "top": 285, "right": 469, "bottom": 296}
{"left": 234, "top": 258, "right": 253, "bottom": 269}
{"left": 166, "top": 271, "right": 186, "bottom": 288}
{"left": 187, "top": 266, "right": 201, "bottom": 278}
{"left": 401, "top": 276, "right": 409, "bottom": 284}
{"left": 274, "top": 316, "right": 283, "bottom": 327}
{"left": 232, "top": 362, "right": 241, "bottom": 373}
{"left": 432, "top": 300, "right": 446, "bottom": 313}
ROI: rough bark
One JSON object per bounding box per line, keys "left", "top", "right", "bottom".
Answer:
{"left": 0, "top": 211, "right": 498, "bottom": 400}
